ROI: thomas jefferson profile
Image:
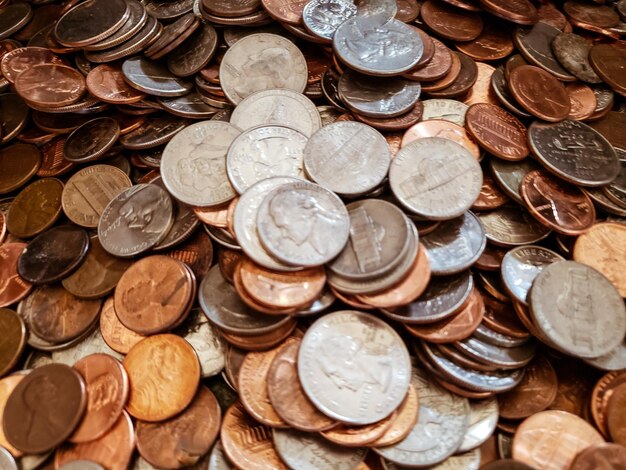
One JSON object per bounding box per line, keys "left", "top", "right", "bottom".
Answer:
{"left": 119, "top": 188, "right": 169, "bottom": 234}
{"left": 233, "top": 48, "right": 294, "bottom": 97}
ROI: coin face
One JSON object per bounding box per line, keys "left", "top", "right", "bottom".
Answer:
{"left": 54, "top": 0, "right": 129, "bottom": 47}
{"left": 302, "top": 0, "right": 357, "bottom": 42}
{"left": 476, "top": 206, "right": 551, "bottom": 246}
{"left": 298, "top": 310, "right": 411, "bottom": 425}
{"left": 0, "top": 308, "right": 26, "bottom": 377}
{"left": 219, "top": 33, "right": 308, "bottom": 105}
{"left": 508, "top": 65, "right": 570, "bottom": 122}
{"left": 421, "top": 99, "right": 468, "bottom": 126}
{"left": 15, "top": 64, "right": 86, "bottom": 108}
{"left": 551, "top": 32, "right": 602, "bottom": 84}
{"left": 0, "top": 243, "right": 32, "bottom": 307}
{"left": 7, "top": 177, "right": 63, "bottom": 239}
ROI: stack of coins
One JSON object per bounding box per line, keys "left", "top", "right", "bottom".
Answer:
{"left": 0, "top": 0, "right": 626, "bottom": 469}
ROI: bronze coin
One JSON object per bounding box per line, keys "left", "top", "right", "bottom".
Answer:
{"left": 0, "top": 93, "right": 30, "bottom": 145}
{"left": 0, "top": 3, "right": 32, "bottom": 40}
{"left": 508, "top": 65, "right": 571, "bottom": 122}
{"left": 570, "top": 443, "right": 626, "bottom": 470}
{"left": 7, "top": 177, "right": 63, "bottom": 239}
{"left": 14, "top": 64, "right": 86, "bottom": 108}
{"left": 482, "top": 294, "right": 530, "bottom": 339}
{"left": 0, "top": 47, "right": 64, "bottom": 84}
{"left": 0, "top": 374, "right": 25, "bottom": 458}
{"left": 563, "top": 0, "right": 620, "bottom": 29}
{"left": 474, "top": 243, "right": 507, "bottom": 271}
{"left": 607, "top": 382, "right": 626, "bottom": 446}
{"left": 420, "top": 0, "right": 483, "bottom": 42}
{"left": 353, "top": 102, "right": 424, "bottom": 131}
{"left": 402, "top": 119, "right": 480, "bottom": 160}
{"left": 14, "top": 5, "right": 62, "bottom": 42}
{"left": 538, "top": 2, "right": 569, "bottom": 31}
{"left": 136, "top": 386, "right": 221, "bottom": 468}
{"left": 478, "top": 0, "right": 538, "bottom": 25}
{"left": 165, "top": 229, "right": 214, "bottom": 279}
{"left": 18, "top": 225, "right": 90, "bottom": 285}
{"left": 20, "top": 285, "right": 102, "bottom": 344}
{"left": 202, "top": 0, "right": 260, "bottom": 18}
{"left": 144, "top": 13, "right": 199, "bottom": 60}
{"left": 471, "top": 172, "right": 510, "bottom": 211}
{"left": 145, "top": 0, "right": 194, "bottom": 19}
{"left": 481, "top": 460, "right": 535, "bottom": 470}
{"left": 54, "top": 0, "right": 129, "bottom": 47}
{"left": 520, "top": 170, "right": 596, "bottom": 236}
{"left": 321, "top": 414, "right": 395, "bottom": 447}
{"left": 455, "top": 22, "right": 513, "bottom": 61}
{"left": 37, "top": 137, "right": 75, "bottom": 177}
{"left": 589, "top": 44, "right": 626, "bottom": 96}
{"left": 427, "top": 52, "right": 479, "bottom": 99}
{"left": 261, "top": 0, "right": 305, "bottom": 25}
{"left": 69, "top": 353, "right": 129, "bottom": 444}
{"left": 566, "top": 82, "right": 597, "bottom": 121}
{"left": 4, "top": 363, "right": 87, "bottom": 454}
{"left": 167, "top": 23, "right": 218, "bottom": 78}
{"left": 123, "top": 334, "right": 200, "bottom": 422}
{"left": 63, "top": 118, "right": 120, "bottom": 163}
{"left": 0, "top": 243, "right": 32, "bottom": 307}
{"left": 421, "top": 51, "right": 462, "bottom": 92}
{"left": 0, "top": 143, "right": 41, "bottom": 195}
{"left": 99, "top": 296, "right": 145, "bottom": 355}
{"left": 86, "top": 64, "right": 146, "bottom": 104}
{"left": 403, "top": 37, "right": 452, "bottom": 82}
{"left": 0, "top": 308, "right": 26, "bottom": 377}
{"left": 463, "top": 62, "right": 499, "bottom": 107}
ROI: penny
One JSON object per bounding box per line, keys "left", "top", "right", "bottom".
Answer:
{"left": 563, "top": 0, "right": 619, "bottom": 29}
{"left": 144, "top": 13, "right": 198, "bottom": 59}
{"left": 512, "top": 410, "right": 604, "bottom": 470}
{"left": 15, "top": 64, "right": 86, "bottom": 108}
{"left": 85, "top": 0, "right": 147, "bottom": 51}
{"left": 421, "top": 99, "right": 468, "bottom": 126}
{"left": 427, "top": 52, "right": 479, "bottom": 99}
{"left": 321, "top": 414, "right": 395, "bottom": 447}
{"left": 54, "top": 0, "right": 129, "bottom": 47}
{"left": 17, "top": 225, "right": 90, "bottom": 285}
{"left": 220, "top": 317, "right": 297, "bottom": 350}
{"left": 401, "top": 120, "right": 480, "bottom": 160}
{"left": 98, "top": 183, "right": 173, "bottom": 257}
{"left": 508, "top": 65, "right": 570, "bottom": 122}
{"left": 420, "top": 0, "right": 483, "bottom": 42}
{"left": 591, "top": 371, "right": 626, "bottom": 436}
{"left": 478, "top": 0, "right": 537, "bottom": 24}
{"left": 6, "top": 177, "right": 63, "bottom": 239}
{"left": 465, "top": 104, "right": 528, "bottom": 161}
{"left": 136, "top": 386, "right": 220, "bottom": 468}
{"left": 0, "top": 47, "right": 64, "bottom": 84}
{"left": 404, "top": 37, "right": 452, "bottom": 82}
{"left": 63, "top": 118, "right": 121, "bottom": 163}
{"left": 166, "top": 23, "right": 217, "bottom": 77}
{"left": 571, "top": 443, "right": 626, "bottom": 470}
{"left": 302, "top": 0, "right": 357, "bottom": 42}
{"left": 589, "top": 111, "right": 626, "bottom": 152}
{"left": 99, "top": 297, "right": 145, "bottom": 355}
{"left": 551, "top": 33, "right": 602, "bottom": 84}
{"left": 574, "top": 223, "right": 626, "bottom": 298}
{"left": 202, "top": 0, "right": 260, "bottom": 17}
{"left": 121, "top": 57, "right": 193, "bottom": 97}
{"left": 86, "top": 64, "right": 146, "bottom": 104}
{"left": 219, "top": 33, "right": 307, "bottom": 104}
{"left": 261, "top": 0, "right": 306, "bottom": 24}
{"left": 463, "top": 62, "right": 498, "bottom": 107}
{"left": 123, "top": 334, "right": 200, "bottom": 422}
{"left": 472, "top": 173, "right": 509, "bottom": 211}
{"left": 0, "top": 243, "right": 32, "bottom": 307}
{"left": 0, "top": 374, "right": 24, "bottom": 458}
{"left": 304, "top": 121, "right": 390, "bottom": 196}
{"left": 566, "top": 83, "right": 597, "bottom": 121}
{"left": 145, "top": 0, "right": 193, "bottom": 19}
{"left": 0, "top": 94, "right": 29, "bottom": 145}
{"left": 221, "top": 402, "right": 287, "bottom": 470}
{"left": 390, "top": 138, "right": 482, "bottom": 220}
{"left": 4, "top": 363, "right": 86, "bottom": 454}
{"left": 489, "top": 66, "right": 532, "bottom": 119}
{"left": 455, "top": 23, "right": 513, "bottom": 61}
{"left": 589, "top": 45, "right": 626, "bottom": 96}
{"left": 520, "top": 170, "right": 595, "bottom": 236}
{"left": 0, "top": 308, "right": 25, "bottom": 377}
{"left": 606, "top": 382, "right": 626, "bottom": 445}
{"left": 37, "top": 137, "right": 75, "bottom": 178}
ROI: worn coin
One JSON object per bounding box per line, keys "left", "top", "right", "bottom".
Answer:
{"left": 302, "top": 0, "right": 357, "bottom": 42}
{"left": 570, "top": 443, "right": 626, "bottom": 470}
{"left": 63, "top": 118, "right": 120, "bottom": 163}
{"left": 0, "top": 243, "right": 32, "bottom": 307}
{"left": 6, "top": 177, "right": 63, "bottom": 239}
{"left": 54, "top": 0, "right": 129, "bottom": 47}
{"left": 0, "top": 143, "right": 40, "bottom": 195}
{"left": 589, "top": 45, "right": 626, "bottom": 95}
{"left": 551, "top": 32, "right": 602, "bottom": 84}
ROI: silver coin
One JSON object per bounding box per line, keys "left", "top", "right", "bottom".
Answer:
{"left": 551, "top": 32, "right": 602, "bottom": 84}
{"left": 230, "top": 89, "right": 321, "bottom": 136}
{"left": 356, "top": 0, "right": 397, "bottom": 19}
{"left": 338, "top": 70, "right": 421, "bottom": 118}
{"left": 475, "top": 206, "right": 551, "bottom": 247}
{"left": 458, "top": 398, "right": 499, "bottom": 453}
{"left": 490, "top": 66, "right": 532, "bottom": 118}
{"left": 427, "top": 450, "right": 481, "bottom": 470}
{"left": 226, "top": 125, "right": 308, "bottom": 194}
{"left": 121, "top": 56, "right": 194, "bottom": 97}
{"left": 529, "top": 260, "right": 626, "bottom": 359}
{"left": 293, "top": 288, "right": 336, "bottom": 317}
{"left": 488, "top": 157, "right": 539, "bottom": 204}
{"left": 298, "top": 310, "right": 411, "bottom": 425}
{"left": 273, "top": 428, "right": 367, "bottom": 470}
{"left": 233, "top": 176, "right": 301, "bottom": 271}
{"left": 420, "top": 212, "right": 486, "bottom": 276}
{"left": 333, "top": 15, "right": 423, "bottom": 75}
{"left": 98, "top": 184, "right": 173, "bottom": 257}
{"left": 0, "top": 447, "right": 17, "bottom": 470}
{"left": 208, "top": 441, "right": 233, "bottom": 470}
{"left": 389, "top": 137, "right": 482, "bottom": 220}
{"left": 303, "top": 122, "right": 390, "bottom": 196}
{"left": 257, "top": 181, "right": 350, "bottom": 267}
{"left": 51, "top": 328, "right": 123, "bottom": 365}
{"left": 374, "top": 364, "right": 469, "bottom": 467}
{"left": 161, "top": 121, "right": 240, "bottom": 207}
{"left": 584, "top": 341, "right": 626, "bottom": 371}
{"left": 454, "top": 336, "right": 537, "bottom": 369}
{"left": 219, "top": 33, "right": 308, "bottom": 105}
{"left": 421, "top": 99, "right": 468, "bottom": 126}
{"left": 474, "top": 323, "right": 530, "bottom": 349}
{"left": 158, "top": 92, "right": 222, "bottom": 119}
{"left": 302, "top": 0, "right": 357, "bottom": 42}
{"left": 205, "top": 225, "right": 241, "bottom": 251}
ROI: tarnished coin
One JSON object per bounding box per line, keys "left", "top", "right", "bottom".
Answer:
{"left": 261, "top": 0, "right": 306, "bottom": 24}
{"left": 143, "top": 13, "right": 199, "bottom": 60}
{"left": 161, "top": 121, "right": 240, "bottom": 207}
{"left": 589, "top": 45, "right": 626, "bottom": 96}
{"left": 563, "top": 0, "right": 620, "bottom": 28}
{"left": 167, "top": 23, "right": 218, "bottom": 77}
{"left": 14, "top": 64, "right": 86, "bottom": 108}
{"left": 551, "top": 32, "right": 602, "bottom": 84}
{"left": 0, "top": 243, "right": 32, "bottom": 308}
{"left": 230, "top": 89, "right": 321, "bottom": 136}
{"left": 298, "top": 310, "right": 411, "bottom": 425}
{"left": 420, "top": 0, "right": 483, "bottom": 41}
{"left": 303, "top": 122, "right": 390, "bottom": 196}
{"left": 63, "top": 117, "right": 120, "bottom": 163}
{"left": 226, "top": 125, "right": 307, "bottom": 195}
{"left": 390, "top": 137, "right": 482, "bottom": 220}
{"left": 54, "top": 0, "right": 129, "bottom": 47}
{"left": 98, "top": 184, "right": 173, "bottom": 257}
{"left": 0, "top": 3, "right": 32, "bottom": 40}
{"left": 302, "top": 0, "right": 357, "bottom": 42}
{"left": 0, "top": 374, "right": 24, "bottom": 458}
{"left": 257, "top": 180, "right": 350, "bottom": 267}
{"left": 508, "top": 65, "right": 570, "bottom": 122}
{"left": 401, "top": 120, "right": 480, "bottom": 160}
{"left": 570, "top": 443, "right": 626, "bottom": 470}
{"left": 529, "top": 261, "right": 626, "bottom": 358}
{"left": 0, "top": 143, "right": 40, "bottom": 195}
{"left": 121, "top": 56, "right": 194, "bottom": 97}
{"left": 219, "top": 33, "right": 307, "bottom": 105}
{"left": 0, "top": 308, "right": 25, "bottom": 377}
{"left": 7, "top": 177, "right": 63, "bottom": 239}
{"left": 99, "top": 296, "right": 145, "bottom": 355}
{"left": 84, "top": 0, "right": 147, "bottom": 51}
{"left": 478, "top": 0, "right": 537, "bottom": 25}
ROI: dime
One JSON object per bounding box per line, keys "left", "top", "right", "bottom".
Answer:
{"left": 302, "top": 0, "right": 357, "bottom": 42}
{"left": 465, "top": 104, "right": 528, "bottom": 161}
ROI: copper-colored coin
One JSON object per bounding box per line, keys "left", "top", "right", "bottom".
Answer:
{"left": 194, "top": 202, "right": 230, "bottom": 228}
{"left": 497, "top": 355, "right": 558, "bottom": 420}
{"left": 220, "top": 318, "right": 297, "bottom": 352}
{"left": 233, "top": 267, "right": 302, "bottom": 316}
{"left": 0, "top": 243, "right": 32, "bottom": 307}
{"left": 508, "top": 65, "right": 570, "bottom": 122}
{"left": 465, "top": 103, "right": 528, "bottom": 161}
{"left": 574, "top": 223, "right": 626, "bottom": 298}
{"left": 403, "top": 37, "right": 452, "bottom": 82}
{"left": 218, "top": 249, "right": 244, "bottom": 284}
{"left": 413, "top": 27, "right": 435, "bottom": 67}
{"left": 0, "top": 47, "right": 64, "bottom": 84}
{"left": 455, "top": 22, "right": 513, "bottom": 61}
{"left": 123, "top": 334, "right": 200, "bottom": 422}
{"left": 433, "top": 375, "right": 496, "bottom": 400}
{"left": 6, "top": 177, "right": 63, "bottom": 239}
{"left": 405, "top": 288, "right": 485, "bottom": 343}
{"left": 165, "top": 229, "right": 214, "bottom": 279}
{"left": 0, "top": 143, "right": 41, "bottom": 195}
{"left": 428, "top": 52, "right": 479, "bottom": 99}
{"left": 371, "top": 384, "right": 419, "bottom": 447}
{"left": 225, "top": 345, "right": 246, "bottom": 391}
{"left": 478, "top": 0, "right": 538, "bottom": 25}
{"left": 20, "top": 285, "right": 101, "bottom": 344}
{"left": 0, "top": 374, "right": 24, "bottom": 458}
{"left": 589, "top": 45, "right": 626, "bottom": 96}
{"left": 356, "top": 244, "right": 431, "bottom": 309}
{"left": 85, "top": 64, "right": 145, "bottom": 104}
{"left": 221, "top": 402, "right": 287, "bottom": 470}
{"left": 472, "top": 172, "right": 509, "bottom": 211}
{"left": 267, "top": 337, "right": 335, "bottom": 432}
{"left": 482, "top": 294, "right": 530, "bottom": 339}
{"left": 0, "top": 308, "right": 25, "bottom": 377}
{"left": 420, "top": 0, "right": 483, "bottom": 42}
{"left": 520, "top": 170, "right": 596, "bottom": 236}
{"left": 475, "top": 243, "right": 507, "bottom": 271}
{"left": 69, "top": 353, "right": 129, "bottom": 443}
{"left": 566, "top": 82, "right": 597, "bottom": 121}
{"left": 239, "top": 258, "right": 325, "bottom": 310}
{"left": 463, "top": 62, "right": 499, "bottom": 107}
{"left": 37, "top": 137, "right": 75, "bottom": 177}
{"left": 421, "top": 51, "right": 461, "bottom": 92}
{"left": 99, "top": 296, "right": 145, "bottom": 355}
{"left": 261, "top": 0, "right": 305, "bottom": 25}
{"left": 136, "top": 386, "right": 221, "bottom": 468}
{"left": 55, "top": 410, "right": 135, "bottom": 470}
{"left": 145, "top": 13, "right": 199, "bottom": 60}
{"left": 512, "top": 410, "right": 604, "bottom": 470}
{"left": 321, "top": 413, "right": 395, "bottom": 447}
{"left": 14, "top": 63, "right": 85, "bottom": 108}
{"left": 401, "top": 119, "right": 480, "bottom": 160}
{"left": 538, "top": 2, "right": 569, "bottom": 31}
{"left": 570, "top": 443, "right": 626, "bottom": 470}
{"left": 563, "top": 0, "right": 619, "bottom": 29}
{"left": 591, "top": 371, "right": 626, "bottom": 436}
{"left": 607, "top": 382, "right": 626, "bottom": 445}
{"left": 114, "top": 256, "right": 193, "bottom": 335}
{"left": 14, "top": 4, "right": 62, "bottom": 42}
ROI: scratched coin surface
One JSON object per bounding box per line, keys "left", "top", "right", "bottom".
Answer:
{"left": 6, "top": 177, "right": 63, "bottom": 239}
{"left": 0, "top": 243, "right": 32, "bottom": 307}
{"left": 298, "top": 310, "right": 411, "bottom": 425}
{"left": 302, "top": 0, "right": 357, "bottom": 42}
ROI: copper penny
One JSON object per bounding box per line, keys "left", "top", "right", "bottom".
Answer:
{"left": 471, "top": 172, "right": 510, "bottom": 211}
{"left": 549, "top": 358, "right": 595, "bottom": 419}
{"left": 475, "top": 243, "right": 507, "bottom": 271}
{"left": 202, "top": 0, "right": 261, "bottom": 18}
{"left": 261, "top": 0, "right": 305, "bottom": 25}
{"left": 0, "top": 374, "right": 24, "bottom": 457}
{"left": 123, "top": 334, "right": 200, "bottom": 422}
{"left": 463, "top": 62, "right": 499, "bottom": 107}
{"left": 0, "top": 308, "right": 26, "bottom": 377}
{"left": 165, "top": 229, "right": 214, "bottom": 279}
{"left": 478, "top": 0, "right": 538, "bottom": 25}
{"left": 14, "top": 5, "right": 62, "bottom": 42}
{"left": 427, "top": 52, "right": 479, "bottom": 99}
{"left": 512, "top": 410, "right": 604, "bottom": 470}
{"left": 233, "top": 267, "right": 302, "bottom": 316}
{"left": 69, "top": 353, "right": 129, "bottom": 443}
{"left": 465, "top": 103, "right": 528, "bottom": 161}
{"left": 267, "top": 337, "right": 335, "bottom": 432}
{"left": 421, "top": 51, "right": 462, "bottom": 92}
{"left": 405, "top": 288, "right": 485, "bottom": 343}
{"left": 508, "top": 65, "right": 570, "bottom": 122}
{"left": 0, "top": 243, "right": 32, "bottom": 307}
{"left": 6, "top": 177, "right": 63, "bottom": 239}
{"left": 0, "top": 47, "right": 64, "bottom": 84}
{"left": 566, "top": 82, "right": 597, "bottom": 121}
{"left": 570, "top": 443, "right": 626, "bottom": 470}
{"left": 563, "top": 0, "right": 619, "bottom": 29}
{"left": 401, "top": 119, "right": 480, "bottom": 160}
{"left": 37, "top": 137, "right": 75, "bottom": 177}
{"left": 136, "top": 386, "right": 221, "bottom": 468}
{"left": 371, "top": 384, "right": 419, "bottom": 447}
{"left": 413, "top": 27, "right": 435, "bottom": 67}
{"left": 589, "top": 45, "right": 626, "bottom": 96}
{"left": 221, "top": 402, "right": 287, "bottom": 470}
{"left": 55, "top": 411, "right": 135, "bottom": 470}
{"left": 14, "top": 63, "right": 86, "bottom": 108}
{"left": 538, "top": 2, "right": 569, "bottom": 31}
{"left": 114, "top": 255, "right": 193, "bottom": 335}
{"left": 403, "top": 37, "right": 452, "bottom": 82}
{"left": 420, "top": 0, "right": 483, "bottom": 42}
{"left": 4, "top": 363, "right": 87, "bottom": 454}
{"left": 321, "top": 414, "right": 395, "bottom": 447}
{"left": 520, "top": 170, "right": 596, "bottom": 236}
{"left": 607, "top": 382, "right": 626, "bottom": 445}
{"left": 194, "top": 202, "right": 230, "bottom": 228}
{"left": 99, "top": 296, "right": 145, "bottom": 355}
{"left": 0, "top": 143, "right": 41, "bottom": 195}
{"left": 455, "top": 22, "right": 513, "bottom": 61}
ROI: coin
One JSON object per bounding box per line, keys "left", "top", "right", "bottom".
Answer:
{"left": 6, "top": 177, "right": 63, "bottom": 239}
{"left": 0, "top": 308, "right": 25, "bottom": 377}
{"left": 167, "top": 23, "right": 218, "bottom": 77}
{"left": 421, "top": 0, "right": 483, "bottom": 42}
{"left": 63, "top": 118, "right": 120, "bottom": 163}
{"left": 302, "top": 0, "right": 357, "bottom": 42}
{"left": 123, "top": 334, "right": 200, "bottom": 422}
{"left": 15, "top": 64, "right": 86, "bottom": 108}
{"left": 0, "top": 243, "right": 32, "bottom": 307}
{"left": 566, "top": 82, "right": 597, "bottom": 121}
{"left": 465, "top": 104, "right": 528, "bottom": 161}
{"left": 508, "top": 65, "right": 570, "bottom": 122}
{"left": 563, "top": 0, "right": 619, "bottom": 29}
{"left": 54, "top": 0, "right": 129, "bottom": 47}
{"left": 455, "top": 23, "right": 513, "bottom": 61}
{"left": 551, "top": 32, "right": 602, "bottom": 84}
{"left": 144, "top": 13, "right": 199, "bottom": 60}
{"left": 472, "top": 173, "right": 509, "bottom": 211}
{"left": 421, "top": 99, "right": 468, "bottom": 126}
{"left": 606, "top": 382, "right": 626, "bottom": 445}
{"left": 121, "top": 56, "right": 193, "bottom": 97}
{"left": 570, "top": 443, "right": 626, "bottom": 470}
{"left": 401, "top": 120, "right": 480, "bottom": 160}
{"left": 98, "top": 296, "right": 145, "bottom": 355}
{"left": 0, "top": 47, "right": 63, "bottom": 84}
{"left": 478, "top": 0, "right": 537, "bottom": 24}
{"left": 589, "top": 45, "right": 626, "bottom": 95}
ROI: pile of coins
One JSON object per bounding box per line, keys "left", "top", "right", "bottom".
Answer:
{"left": 0, "top": 0, "right": 626, "bottom": 468}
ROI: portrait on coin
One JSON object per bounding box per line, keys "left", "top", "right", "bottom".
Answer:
{"left": 177, "top": 137, "right": 229, "bottom": 192}
{"left": 233, "top": 48, "right": 295, "bottom": 97}
{"left": 133, "top": 344, "right": 182, "bottom": 415}
{"left": 21, "top": 376, "right": 64, "bottom": 444}
{"left": 119, "top": 189, "right": 169, "bottom": 234}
